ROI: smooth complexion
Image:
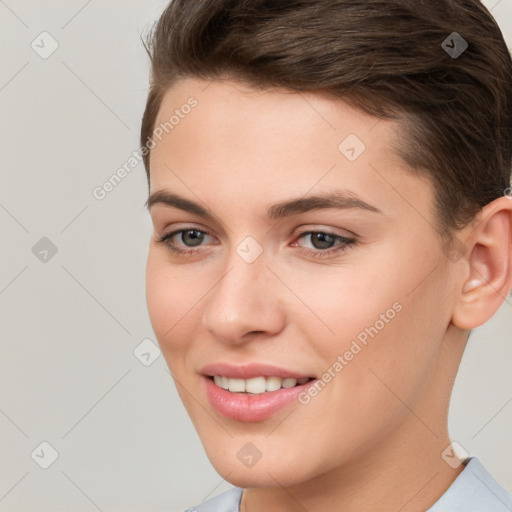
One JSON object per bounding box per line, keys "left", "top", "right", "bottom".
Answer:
{"left": 145, "top": 77, "right": 512, "bottom": 511}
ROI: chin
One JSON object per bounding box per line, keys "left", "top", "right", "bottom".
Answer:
{"left": 202, "top": 442, "right": 319, "bottom": 489}
{"left": 214, "top": 463, "right": 306, "bottom": 489}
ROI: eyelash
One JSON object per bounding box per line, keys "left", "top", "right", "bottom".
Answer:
{"left": 157, "top": 228, "right": 356, "bottom": 259}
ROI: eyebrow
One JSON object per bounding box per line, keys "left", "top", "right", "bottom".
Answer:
{"left": 145, "top": 189, "right": 383, "bottom": 220}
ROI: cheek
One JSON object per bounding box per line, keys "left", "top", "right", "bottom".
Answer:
{"left": 302, "top": 252, "right": 446, "bottom": 407}
{"left": 145, "top": 254, "right": 170, "bottom": 340}
{"left": 145, "top": 251, "right": 194, "bottom": 360}
{"left": 281, "top": 259, "right": 401, "bottom": 357}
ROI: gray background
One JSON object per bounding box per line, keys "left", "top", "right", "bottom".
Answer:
{"left": 0, "top": 1, "right": 511, "bottom": 510}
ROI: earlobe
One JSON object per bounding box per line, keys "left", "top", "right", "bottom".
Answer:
{"left": 451, "top": 196, "right": 512, "bottom": 330}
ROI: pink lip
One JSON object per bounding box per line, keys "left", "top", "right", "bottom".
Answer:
{"left": 200, "top": 362, "right": 314, "bottom": 380}
{"left": 203, "top": 376, "right": 315, "bottom": 422}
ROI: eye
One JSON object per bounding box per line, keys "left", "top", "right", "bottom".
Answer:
{"left": 292, "top": 230, "right": 356, "bottom": 259}
{"left": 157, "top": 227, "right": 356, "bottom": 259}
{"left": 157, "top": 228, "right": 216, "bottom": 255}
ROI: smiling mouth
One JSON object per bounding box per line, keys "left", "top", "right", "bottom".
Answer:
{"left": 209, "top": 375, "right": 315, "bottom": 394}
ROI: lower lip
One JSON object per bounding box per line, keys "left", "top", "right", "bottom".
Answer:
{"left": 203, "top": 376, "right": 316, "bottom": 422}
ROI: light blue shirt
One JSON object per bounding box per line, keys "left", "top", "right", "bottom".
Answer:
{"left": 184, "top": 457, "right": 512, "bottom": 511}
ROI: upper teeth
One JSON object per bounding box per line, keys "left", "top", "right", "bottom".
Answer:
{"left": 213, "top": 375, "right": 310, "bottom": 394}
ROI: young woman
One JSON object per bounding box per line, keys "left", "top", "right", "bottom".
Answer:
{"left": 141, "top": 1, "right": 512, "bottom": 510}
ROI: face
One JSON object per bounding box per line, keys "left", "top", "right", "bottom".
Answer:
{"left": 145, "top": 77, "right": 458, "bottom": 488}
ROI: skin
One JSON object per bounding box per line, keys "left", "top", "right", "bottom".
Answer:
{"left": 145, "top": 77, "right": 512, "bottom": 512}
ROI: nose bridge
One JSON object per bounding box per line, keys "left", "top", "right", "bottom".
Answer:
{"left": 201, "top": 243, "right": 285, "bottom": 343}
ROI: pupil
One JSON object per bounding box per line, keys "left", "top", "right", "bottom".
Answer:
{"left": 183, "top": 230, "right": 204, "bottom": 246}
{"left": 312, "top": 232, "right": 334, "bottom": 249}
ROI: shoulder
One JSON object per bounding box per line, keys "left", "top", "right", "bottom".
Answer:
{"left": 427, "top": 457, "right": 512, "bottom": 512}
{"left": 182, "top": 487, "right": 244, "bottom": 512}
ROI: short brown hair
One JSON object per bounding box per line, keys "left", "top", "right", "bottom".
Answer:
{"left": 140, "top": 0, "right": 512, "bottom": 238}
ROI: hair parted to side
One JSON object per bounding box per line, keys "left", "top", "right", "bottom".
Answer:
{"left": 140, "top": 0, "right": 512, "bottom": 239}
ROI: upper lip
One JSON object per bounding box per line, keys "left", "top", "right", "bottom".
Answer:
{"left": 200, "top": 362, "right": 315, "bottom": 380}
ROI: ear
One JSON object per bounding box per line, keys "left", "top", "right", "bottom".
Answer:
{"left": 451, "top": 195, "right": 512, "bottom": 330}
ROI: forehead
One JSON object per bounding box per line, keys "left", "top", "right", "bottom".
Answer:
{"left": 149, "top": 77, "right": 433, "bottom": 226}
{"left": 152, "top": 77, "right": 395, "bottom": 160}
{"left": 154, "top": 76, "right": 392, "bottom": 139}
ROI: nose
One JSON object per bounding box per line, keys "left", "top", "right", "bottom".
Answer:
{"left": 201, "top": 251, "right": 286, "bottom": 346}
